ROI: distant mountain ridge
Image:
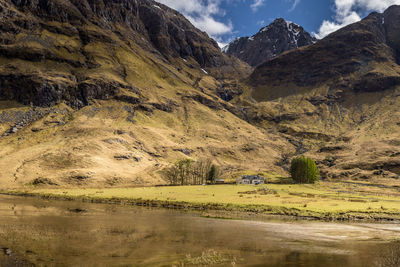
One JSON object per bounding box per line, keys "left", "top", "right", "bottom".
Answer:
{"left": 248, "top": 6, "right": 400, "bottom": 101}
{"left": 223, "top": 18, "right": 316, "bottom": 67}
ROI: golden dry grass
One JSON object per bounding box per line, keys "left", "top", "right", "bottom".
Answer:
{"left": 0, "top": 99, "right": 290, "bottom": 188}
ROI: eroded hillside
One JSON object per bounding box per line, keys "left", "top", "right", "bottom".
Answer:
{"left": 0, "top": 0, "right": 289, "bottom": 188}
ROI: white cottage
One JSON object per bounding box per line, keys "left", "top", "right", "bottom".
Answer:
{"left": 236, "top": 175, "right": 265, "bottom": 185}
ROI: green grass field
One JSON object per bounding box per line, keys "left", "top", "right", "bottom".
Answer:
{"left": 4, "top": 181, "right": 400, "bottom": 221}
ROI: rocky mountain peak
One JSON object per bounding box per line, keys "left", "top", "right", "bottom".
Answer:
{"left": 223, "top": 18, "right": 316, "bottom": 67}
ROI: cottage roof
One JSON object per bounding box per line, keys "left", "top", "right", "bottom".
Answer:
{"left": 242, "top": 175, "right": 265, "bottom": 180}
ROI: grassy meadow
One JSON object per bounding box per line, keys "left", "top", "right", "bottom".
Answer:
{"left": 4, "top": 180, "right": 400, "bottom": 221}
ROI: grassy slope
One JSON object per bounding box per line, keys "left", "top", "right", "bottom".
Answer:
{"left": 239, "top": 12, "right": 400, "bottom": 180}
{"left": 238, "top": 75, "right": 400, "bottom": 180}
{"left": 0, "top": 5, "right": 291, "bottom": 188}
{"left": 0, "top": 97, "right": 289, "bottom": 188}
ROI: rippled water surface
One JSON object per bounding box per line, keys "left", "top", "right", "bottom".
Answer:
{"left": 0, "top": 195, "right": 399, "bottom": 266}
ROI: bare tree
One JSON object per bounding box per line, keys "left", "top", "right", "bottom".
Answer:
{"left": 163, "top": 158, "right": 216, "bottom": 185}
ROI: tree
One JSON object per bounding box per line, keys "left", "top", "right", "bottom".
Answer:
{"left": 164, "top": 164, "right": 179, "bottom": 185}
{"left": 207, "top": 164, "right": 219, "bottom": 184}
{"left": 290, "top": 156, "right": 319, "bottom": 184}
{"left": 177, "top": 159, "right": 192, "bottom": 185}
{"left": 193, "top": 158, "right": 212, "bottom": 185}
{"left": 163, "top": 159, "right": 219, "bottom": 186}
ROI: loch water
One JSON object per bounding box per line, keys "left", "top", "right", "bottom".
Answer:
{"left": 0, "top": 195, "right": 399, "bottom": 266}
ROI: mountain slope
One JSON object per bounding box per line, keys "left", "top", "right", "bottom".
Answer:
{"left": 223, "top": 18, "right": 316, "bottom": 67}
{"left": 2, "top": 0, "right": 400, "bottom": 188}
{"left": 0, "top": 0, "right": 289, "bottom": 188}
{"left": 0, "top": 0, "right": 251, "bottom": 107}
{"left": 241, "top": 6, "right": 400, "bottom": 180}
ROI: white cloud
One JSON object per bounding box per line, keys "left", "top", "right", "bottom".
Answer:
{"left": 251, "top": 0, "right": 266, "bottom": 12}
{"left": 186, "top": 15, "right": 233, "bottom": 36}
{"left": 315, "top": 0, "right": 400, "bottom": 39}
{"left": 288, "top": 0, "right": 300, "bottom": 12}
{"left": 156, "top": 0, "right": 233, "bottom": 38}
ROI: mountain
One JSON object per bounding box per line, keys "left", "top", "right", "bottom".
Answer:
{"left": 0, "top": 0, "right": 251, "bottom": 108}
{"left": 2, "top": 0, "right": 400, "bottom": 188}
{"left": 244, "top": 5, "right": 400, "bottom": 180}
{"left": 0, "top": 0, "right": 288, "bottom": 188}
{"left": 248, "top": 8, "right": 400, "bottom": 100}
{"left": 223, "top": 18, "right": 316, "bottom": 67}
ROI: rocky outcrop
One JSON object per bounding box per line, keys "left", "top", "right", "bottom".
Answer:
{"left": 0, "top": 72, "right": 140, "bottom": 107}
{"left": 0, "top": 106, "right": 69, "bottom": 137}
{"left": 224, "top": 18, "right": 316, "bottom": 67}
{"left": 4, "top": 0, "right": 226, "bottom": 67}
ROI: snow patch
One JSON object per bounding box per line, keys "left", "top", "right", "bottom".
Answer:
{"left": 222, "top": 44, "right": 230, "bottom": 53}
{"left": 285, "top": 20, "right": 302, "bottom": 47}
{"left": 248, "top": 36, "right": 255, "bottom": 41}
{"left": 153, "top": 5, "right": 161, "bottom": 10}
{"left": 286, "top": 20, "right": 293, "bottom": 30}
{"left": 261, "top": 25, "right": 270, "bottom": 32}
{"left": 182, "top": 58, "right": 187, "bottom": 62}
{"left": 285, "top": 20, "right": 299, "bottom": 28}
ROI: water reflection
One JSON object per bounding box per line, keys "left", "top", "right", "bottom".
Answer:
{"left": 0, "top": 195, "right": 398, "bottom": 266}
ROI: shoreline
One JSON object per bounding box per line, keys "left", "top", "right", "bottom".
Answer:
{"left": 2, "top": 189, "right": 400, "bottom": 223}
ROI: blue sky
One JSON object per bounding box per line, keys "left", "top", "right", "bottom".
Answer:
{"left": 215, "top": 0, "right": 331, "bottom": 40}
{"left": 156, "top": 0, "right": 400, "bottom": 47}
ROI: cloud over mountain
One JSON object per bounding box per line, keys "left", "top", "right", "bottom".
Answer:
{"left": 156, "top": 0, "right": 233, "bottom": 38}
{"left": 315, "top": 0, "right": 400, "bottom": 39}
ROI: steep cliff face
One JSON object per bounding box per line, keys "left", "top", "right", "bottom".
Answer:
{"left": 0, "top": 0, "right": 250, "bottom": 107}
{"left": 223, "top": 18, "right": 316, "bottom": 67}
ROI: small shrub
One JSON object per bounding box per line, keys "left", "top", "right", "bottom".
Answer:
{"left": 290, "top": 156, "right": 319, "bottom": 184}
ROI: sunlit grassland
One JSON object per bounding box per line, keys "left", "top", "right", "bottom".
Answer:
{"left": 5, "top": 181, "right": 400, "bottom": 220}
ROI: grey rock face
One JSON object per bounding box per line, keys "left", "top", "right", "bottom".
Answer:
{"left": 223, "top": 18, "right": 316, "bottom": 67}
